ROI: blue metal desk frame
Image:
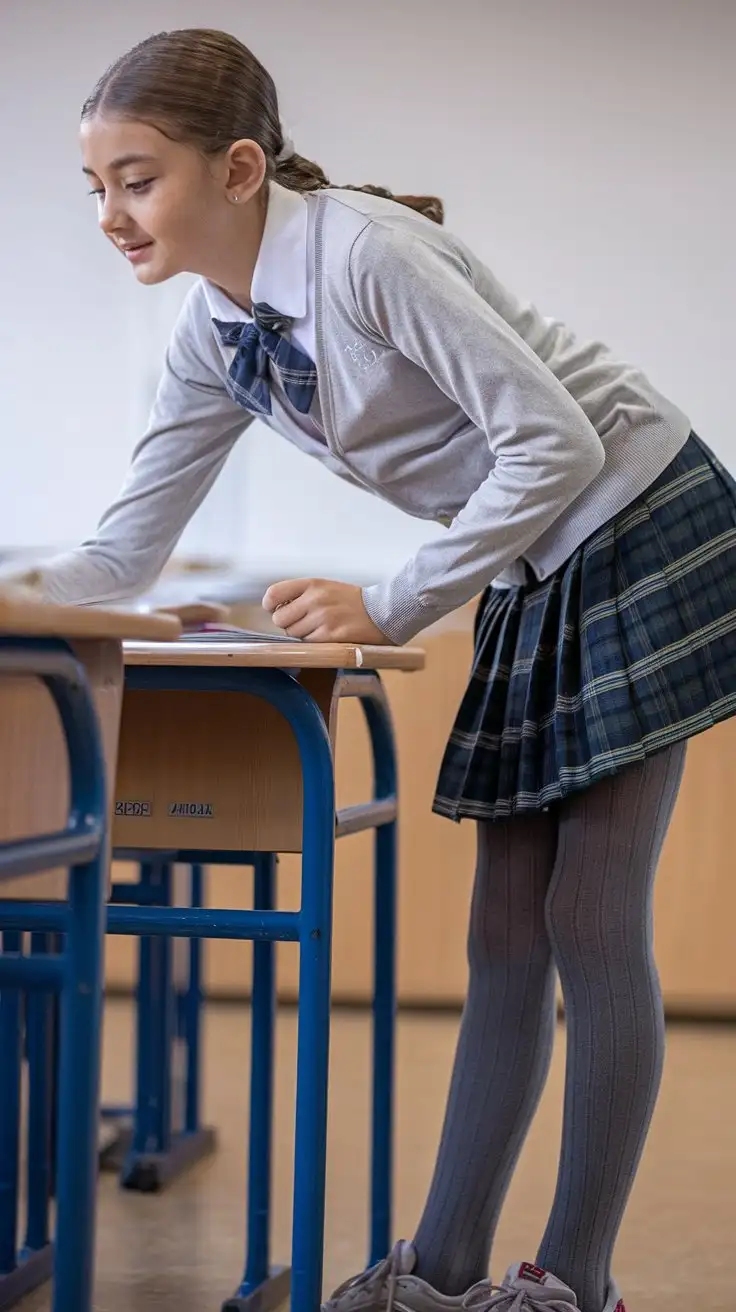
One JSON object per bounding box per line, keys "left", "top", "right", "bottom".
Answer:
{"left": 0, "top": 636, "right": 109, "bottom": 1312}
{"left": 5, "top": 661, "right": 399, "bottom": 1312}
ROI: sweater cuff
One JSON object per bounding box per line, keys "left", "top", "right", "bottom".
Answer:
{"left": 362, "top": 579, "right": 436, "bottom": 646}
{"left": 0, "top": 554, "right": 129, "bottom": 608}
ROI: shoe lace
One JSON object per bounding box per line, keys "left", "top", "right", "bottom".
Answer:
{"left": 464, "top": 1285, "right": 577, "bottom": 1312}
{"left": 324, "top": 1244, "right": 406, "bottom": 1312}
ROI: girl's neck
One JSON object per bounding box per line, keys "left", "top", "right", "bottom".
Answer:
{"left": 197, "top": 189, "right": 268, "bottom": 311}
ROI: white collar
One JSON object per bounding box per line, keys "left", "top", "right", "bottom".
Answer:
{"left": 204, "top": 181, "right": 308, "bottom": 323}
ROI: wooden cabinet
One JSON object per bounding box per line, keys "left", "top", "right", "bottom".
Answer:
{"left": 649, "top": 715, "right": 736, "bottom": 1015}
{"left": 105, "top": 607, "right": 736, "bottom": 1018}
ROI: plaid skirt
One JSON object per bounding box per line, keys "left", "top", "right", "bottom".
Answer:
{"left": 434, "top": 432, "right": 736, "bottom": 822}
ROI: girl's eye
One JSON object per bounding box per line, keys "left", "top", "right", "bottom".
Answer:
{"left": 87, "top": 179, "right": 154, "bottom": 198}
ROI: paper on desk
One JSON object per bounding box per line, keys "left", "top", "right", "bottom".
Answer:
{"left": 180, "top": 622, "right": 299, "bottom": 643}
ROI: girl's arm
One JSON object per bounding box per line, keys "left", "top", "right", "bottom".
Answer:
{"left": 349, "top": 224, "right": 606, "bottom": 644}
{"left": 8, "top": 287, "right": 250, "bottom": 606}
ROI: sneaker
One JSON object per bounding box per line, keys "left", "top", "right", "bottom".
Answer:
{"left": 482, "top": 1264, "right": 626, "bottom": 1312}
{"left": 468, "top": 1263, "right": 579, "bottom": 1309}
{"left": 322, "top": 1241, "right": 474, "bottom": 1312}
{"left": 323, "top": 1249, "right": 626, "bottom": 1312}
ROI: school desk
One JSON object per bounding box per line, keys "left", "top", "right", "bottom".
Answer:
{"left": 8, "top": 632, "right": 425, "bottom": 1312}
{"left": 0, "top": 591, "right": 180, "bottom": 1312}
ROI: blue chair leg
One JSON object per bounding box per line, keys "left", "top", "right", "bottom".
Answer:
{"left": 370, "top": 820, "right": 397, "bottom": 1267}
{"left": 223, "top": 854, "right": 290, "bottom": 1312}
{"left": 52, "top": 851, "right": 107, "bottom": 1312}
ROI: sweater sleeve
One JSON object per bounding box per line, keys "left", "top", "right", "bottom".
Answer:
{"left": 349, "top": 223, "right": 606, "bottom": 644}
{"left": 5, "top": 286, "right": 251, "bottom": 606}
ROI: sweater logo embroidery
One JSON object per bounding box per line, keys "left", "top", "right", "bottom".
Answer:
{"left": 344, "top": 339, "right": 380, "bottom": 372}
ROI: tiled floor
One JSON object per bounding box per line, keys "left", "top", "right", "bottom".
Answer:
{"left": 17, "top": 1001, "right": 736, "bottom": 1310}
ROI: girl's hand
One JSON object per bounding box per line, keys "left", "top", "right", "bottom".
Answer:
{"left": 263, "top": 578, "right": 393, "bottom": 644}
{"left": 156, "top": 602, "right": 230, "bottom": 628}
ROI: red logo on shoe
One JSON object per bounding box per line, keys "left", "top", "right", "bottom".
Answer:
{"left": 614, "top": 1303, "right": 626, "bottom": 1312}
{"left": 518, "top": 1264, "right": 548, "bottom": 1285}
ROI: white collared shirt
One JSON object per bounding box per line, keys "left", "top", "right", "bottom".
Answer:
{"left": 201, "top": 181, "right": 316, "bottom": 366}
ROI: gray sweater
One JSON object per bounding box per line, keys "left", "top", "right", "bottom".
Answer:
{"left": 21, "top": 188, "right": 690, "bottom": 644}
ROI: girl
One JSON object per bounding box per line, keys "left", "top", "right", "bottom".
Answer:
{"left": 14, "top": 26, "right": 736, "bottom": 1312}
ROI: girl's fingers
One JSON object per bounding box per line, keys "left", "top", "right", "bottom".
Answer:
{"left": 263, "top": 578, "right": 308, "bottom": 613}
{"left": 270, "top": 596, "right": 311, "bottom": 631}
{"left": 279, "top": 613, "right": 321, "bottom": 640}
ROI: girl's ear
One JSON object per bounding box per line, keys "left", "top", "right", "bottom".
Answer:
{"left": 224, "top": 139, "right": 267, "bottom": 204}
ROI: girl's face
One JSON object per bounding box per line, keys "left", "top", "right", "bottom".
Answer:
{"left": 80, "top": 114, "right": 265, "bottom": 288}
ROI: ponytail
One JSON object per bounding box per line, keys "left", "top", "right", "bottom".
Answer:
{"left": 276, "top": 151, "right": 444, "bottom": 224}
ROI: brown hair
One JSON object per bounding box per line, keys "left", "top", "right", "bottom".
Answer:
{"left": 82, "top": 28, "right": 445, "bottom": 225}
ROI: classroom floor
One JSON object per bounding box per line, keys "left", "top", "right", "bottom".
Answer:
{"left": 18, "top": 1001, "right": 736, "bottom": 1312}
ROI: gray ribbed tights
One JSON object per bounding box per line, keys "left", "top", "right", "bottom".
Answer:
{"left": 413, "top": 744, "right": 686, "bottom": 1312}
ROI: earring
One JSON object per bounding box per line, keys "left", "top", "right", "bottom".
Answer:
{"left": 231, "top": 194, "right": 241, "bottom": 203}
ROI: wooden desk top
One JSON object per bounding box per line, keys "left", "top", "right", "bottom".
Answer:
{"left": 123, "top": 638, "right": 425, "bottom": 672}
{"left": 0, "top": 589, "right": 182, "bottom": 642}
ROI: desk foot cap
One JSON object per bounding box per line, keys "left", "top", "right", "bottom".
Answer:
{"left": 223, "top": 1266, "right": 292, "bottom": 1312}
{"left": 119, "top": 1126, "right": 218, "bottom": 1192}
{"left": 0, "top": 1245, "right": 54, "bottom": 1310}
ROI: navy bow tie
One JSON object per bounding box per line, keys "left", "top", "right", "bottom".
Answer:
{"left": 212, "top": 304, "right": 317, "bottom": 417}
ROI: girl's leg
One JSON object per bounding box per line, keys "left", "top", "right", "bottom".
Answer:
{"left": 413, "top": 811, "right": 558, "bottom": 1294}
{"left": 537, "top": 743, "right": 687, "bottom": 1312}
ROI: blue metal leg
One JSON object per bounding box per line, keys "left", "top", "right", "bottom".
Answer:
{"left": 327, "top": 673, "right": 399, "bottom": 1270}
{"left": 245, "top": 854, "right": 277, "bottom": 1289}
{"left": 122, "top": 861, "right": 174, "bottom": 1189}
{"left": 291, "top": 726, "right": 335, "bottom": 1312}
{"left": 52, "top": 856, "right": 107, "bottom": 1311}
{"left": 139, "top": 861, "right": 173, "bottom": 1152}
{"left": 148, "top": 861, "right": 173, "bottom": 1157}
{"left": 185, "top": 863, "right": 205, "bottom": 1135}
{"left": 362, "top": 684, "right": 399, "bottom": 1267}
{"left": 370, "top": 821, "right": 397, "bottom": 1267}
{"left": 0, "top": 932, "right": 55, "bottom": 1312}
{"left": 224, "top": 854, "right": 290, "bottom": 1312}
{"left": 23, "top": 933, "right": 54, "bottom": 1255}
{"left": 0, "top": 931, "right": 22, "bottom": 1279}
{"left": 47, "top": 938, "right": 62, "bottom": 1203}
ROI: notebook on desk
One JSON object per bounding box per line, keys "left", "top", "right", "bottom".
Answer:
{"left": 180, "top": 622, "right": 298, "bottom": 644}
